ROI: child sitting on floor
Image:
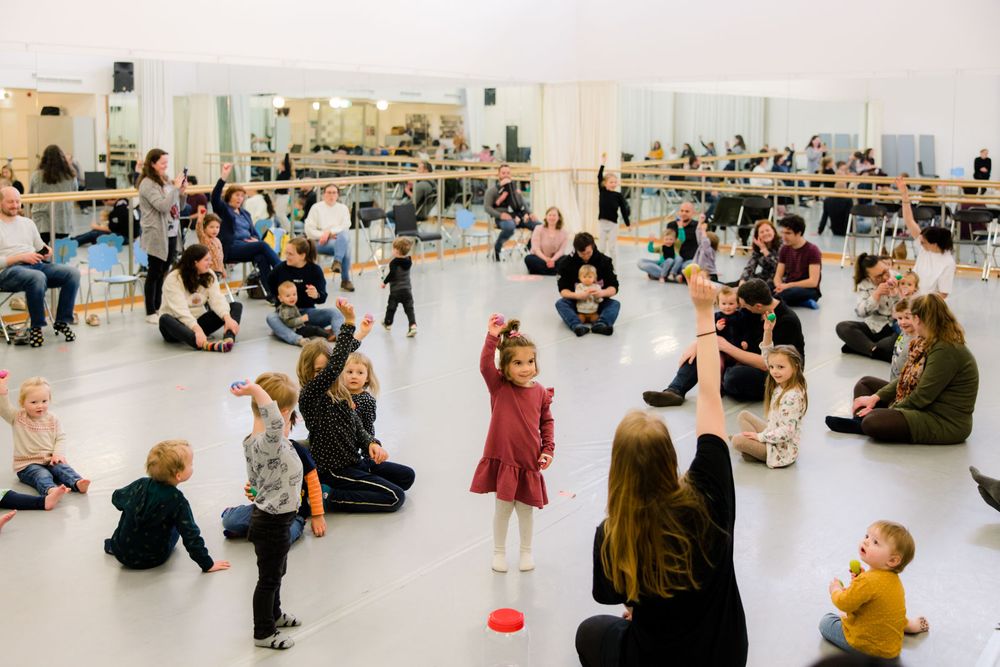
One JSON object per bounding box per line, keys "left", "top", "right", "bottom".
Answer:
{"left": 341, "top": 351, "right": 381, "bottom": 441}
{"left": 715, "top": 285, "right": 748, "bottom": 360}
{"left": 276, "top": 281, "right": 336, "bottom": 341}
{"left": 679, "top": 220, "right": 719, "bottom": 282}
{"left": 104, "top": 439, "right": 230, "bottom": 573}
{"left": 821, "top": 520, "right": 929, "bottom": 660}
{"left": 575, "top": 264, "right": 603, "bottom": 324}
{"left": 0, "top": 374, "right": 89, "bottom": 498}
{"left": 730, "top": 315, "right": 807, "bottom": 468}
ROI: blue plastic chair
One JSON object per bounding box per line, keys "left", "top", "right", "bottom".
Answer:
{"left": 270, "top": 227, "right": 287, "bottom": 255}
{"left": 53, "top": 238, "right": 79, "bottom": 265}
{"left": 96, "top": 233, "right": 125, "bottom": 252}
{"left": 454, "top": 207, "right": 491, "bottom": 261}
{"left": 133, "top": 239, "right": 149, "bottom": 269}
{"left": 255, "top": 218, "right": 272, "bottom": 240}
{"left": 84, "top": 244, "right": 142, "bottom": 322}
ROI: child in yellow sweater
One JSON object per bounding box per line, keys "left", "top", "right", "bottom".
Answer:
{"left": 821, "top": 520, "right": 929, "bottom": 659}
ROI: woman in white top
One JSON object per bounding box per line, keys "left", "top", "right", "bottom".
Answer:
{"left": 896, "top": 177, "right": 956, "bottom": 298}
{"left": 158, "top": 244, "right": 242, "bottom": 352}
{"left": 303, "top": 183, "right": 354, "bottom": 292}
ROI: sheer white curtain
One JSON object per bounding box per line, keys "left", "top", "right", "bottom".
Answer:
{"left": 137, "top": 60, "right": 175, "bottom": 160}
{"left": 673, "top": 93, "right": 766, "bottom": 154}
{"left": 183, "top": 95, "right": 220, "bottom": 185}
{"left": 463, "top": 87, "right": 484, "bottom": 153}
{"left": 619, "top": 87, "right": 675, "bottom": 160}
{"left": 228, "top": 95, "right": 252, "bottom": 181}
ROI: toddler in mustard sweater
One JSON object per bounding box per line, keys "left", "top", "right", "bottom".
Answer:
{"left": 821, "top": 520, "right": 929, "bottom": 659}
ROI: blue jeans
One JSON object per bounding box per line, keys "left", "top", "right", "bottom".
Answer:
{"left": 0, "top": 263, "right": 80, "bottom": 328}
{"left": 666, "top": 359, "right": 769, "bottom": 402}
{"left": 224, "top": 241, "right": 279, "bottom": 294}
{"left": 17, "top": 462, "right": 84, "bottom": 495}
{"left": 266, "top": 306, "right": 343, "bottom": 346}
{"left": 221, "top": 504, "right": 306, "bottom": 545}
{"left": 493, "top": 217, "right": 539, "bottom": 256}
{"left": 638, "top": 257, "right": 684, "bottom": 279}
{"left": 819, "top": 613, "right": 865, "bottom": 655}
{"left": 555, "top": 297, "right": 620, "bottom": 330}
{"left": 316, "top": 234, "right": 352, "bottom": 280}
{"left": 320, "top": 459, "right": 416, "bottom": 513}
{"left": 777, "top": 286, "right": 821, "bottom": 307}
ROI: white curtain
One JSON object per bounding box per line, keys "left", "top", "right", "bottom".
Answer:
{"left": 183, "top": 95, "right": 220, "bottom": 185}
{"left": 673, "top": 93, "right": 766, "bottom": 155}
{"left": 864, "top": 100, "right": 882, "bottom": 164}
{"left": 619, "top": 87, "right": 675, "bottom": 160}
{"left": 137, "top": 60, "right": 175, "bottom": 162}
{"left": 463, "top": 87, "right": 484, "bottom": 154}
{"left": 229, "top": 95, "right": 253, "bottom": 181}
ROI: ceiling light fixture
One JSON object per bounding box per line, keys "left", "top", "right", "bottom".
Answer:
{"left": 272, "top": 95, "right": 285, "bottom": 108}
{"left": 376, "top": 99, "right": 389, "bottom": 111}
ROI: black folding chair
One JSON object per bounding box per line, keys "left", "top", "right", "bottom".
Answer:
{"left": 392, "top": 203, "right": 443, "bottom": 265}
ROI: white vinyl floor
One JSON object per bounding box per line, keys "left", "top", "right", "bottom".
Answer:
{"left": 1, "top": 217, "right": 999, "bottom": 667}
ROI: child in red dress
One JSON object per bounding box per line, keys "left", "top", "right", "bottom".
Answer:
{"left": 471, "top": 314, "right": 555, "bottom": 573}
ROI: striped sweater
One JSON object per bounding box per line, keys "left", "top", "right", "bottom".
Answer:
{"left": 0, "top": 393, "right": 66, "bottom": 472}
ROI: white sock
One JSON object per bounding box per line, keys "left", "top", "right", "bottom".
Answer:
{"left": 514, "top": 501, "right": 534, "bottom": 571}
{"left": 493, "top": 498, "right": 515, "bottom": 572}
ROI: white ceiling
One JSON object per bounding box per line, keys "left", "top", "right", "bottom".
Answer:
{"left": 6, "top": 0, "right": 1000, "bottom": 86}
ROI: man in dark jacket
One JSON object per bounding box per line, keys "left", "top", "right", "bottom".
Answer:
{"left": 555, "top": 232, "right": 620, "bottom": 337}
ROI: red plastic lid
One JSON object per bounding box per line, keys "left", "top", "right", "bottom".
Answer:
{"left": 488, "top": 608, "right": 525, "bottom": 633}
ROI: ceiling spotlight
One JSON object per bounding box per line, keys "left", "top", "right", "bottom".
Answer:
{"left": 329, "top": 97, "right": 340, "bottom": 109}
{"left": 376, "top": 99, "right": 389, "bottom": 111}
{"left": 272, "top": 95, "right": 285, "bottom": 109}
{"left": 311, "top": 101, "right": 320, "bottom": 111}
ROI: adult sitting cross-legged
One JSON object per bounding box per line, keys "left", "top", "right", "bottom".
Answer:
{"left": 304, "top": 183, "right": 355, "bottom": 292}
{"left": 211, "top": 162, "right": 280, "bottom": 300}
{"left": 555, "top": 232, "right": 620, "bottom": 337}
{"left": 773, "top": 214, "right": 823, "bottom": 308}
{"left": 0, "top": 186, "right": 79, "bottom": 347}
{"left": 642, "top": 278, "right": 804, "bottom": 406}
{"left": 524, "top": 206, "right": 569, "bottom": 275}
{"left": 484, "top": 163, "right": 539, "bottom": 261}
{"left": 835, "top": 253, "right": 901, "bottom": 361}
{"left": 825, "top": 294, "right": 978, "bottom": 444}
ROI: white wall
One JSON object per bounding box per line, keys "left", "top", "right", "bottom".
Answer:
{"left": 465, "top": 86, "right": 542, "bottom": 157}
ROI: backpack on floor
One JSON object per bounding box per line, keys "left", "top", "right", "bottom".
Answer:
{"left": 242, "top": 271, "right": 268, "bottom": 300}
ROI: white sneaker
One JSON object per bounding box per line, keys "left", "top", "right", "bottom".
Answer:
{"left": 145, "top": 314, "right": 159, "bottom": 324}
{"left": 492, "top": 552, "right": 508, "bottom": 573}
{"left": 519, "top": 551, "right": 535, "bottom": 572}
{"left": 406, "top": 324, "right": 417, "bottom": 338}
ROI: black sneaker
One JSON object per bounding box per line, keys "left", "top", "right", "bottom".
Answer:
{"left": 573, "top": 325, "right": 590, "bottom": 337}
{"left": 642, "top": 390, "right": 684, "bottom": 407}
{"left": 591, "top": 323, "right": 613, "bottom": 336}
{"left": 825, "top": 415, "right": 865, "bottom": 434}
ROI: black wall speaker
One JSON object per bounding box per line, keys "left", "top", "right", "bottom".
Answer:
{"left": 40, "top": 106, "right": 61, "bottom": 116}
{"left": 485, "top": 88, "right": 496, "bottom": 106}
{"left": 113, "top": 62, "right": 134, "bottom": 92}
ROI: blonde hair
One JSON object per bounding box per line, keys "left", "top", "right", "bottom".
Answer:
{"left": 251, "top": 372, "right": 299, "bottom": 415}
{"left": 18, "top": 377, "right": 51, "bottom": 406}
{"left": 870, "top": 520, "right": 916, "bottom": 573}
{"left": 578, "top": 264, "right": 597, "bottom": 280}
{"left": 909, "top": 293, "right": 965, "bottom": 347}
{"left": 763, "top": 345, "right": 808, "bottom": 416}
{"left": 392, "top": 237, "right": 414, "bottom": 255}
{"left": 715, "top": 285, "right": 736, "bottom": 306}
{"left": 146, "top": 439, "right": 191, "bottom": 483}
{"left": 900, "top": 269, "right": 919, "bottom": 290}
{"left": 277, "top": 280, "right": 297, "bottom": 295}
{"left": 341, "top": 351, "right": 380, "bottom": 397}
{"left": 297, "top": 340, "right": 354, "bottom": 407}
{"left": 601, "top": 411, "right": 719, "bottom": 600}
{"left": 706, "top": 231, "right": 719, "bottom": 251}
{"left": 496, "top": 319, "right": 538, "bottom": 382}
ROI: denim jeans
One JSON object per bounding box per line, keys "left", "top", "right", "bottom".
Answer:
{"left": 17, "top": 462, "right": 83, "bottom": 495}
{"left": 818, "top": 613, "right": 866, "bottom": 655}
{"left": 493, "top": 217, "right": 538, "bottom": 256}
{"left": 637, "top": 257, "right": 684, "bottom": 279}
{"left": 316, "top": 234, "right": 352, "bottom": 280}
{"left": 319, "top": 459, "right": 415, "bottom": 513}
{"left": 221, "top": 504, "right": 305, "bottom": 545}
{"left": 666, "top": 359, "right": 769, "bottom": 402}
{"left": 555, "top": 297, "right": 621, "bottom": 330}
{"left": 777, "top": 286, "right": 821, "bottom": 307}
{"left": 248, "top": 508, "right": 296, "bottom": 639}
{"left": 225, "top": 241, "right": 280, "bottom": 295}
{"left": 0, "top": 262, "right": 80, "bottom": 328}
{"left": 266, "top": 306, "right": 343, "bottom": 346}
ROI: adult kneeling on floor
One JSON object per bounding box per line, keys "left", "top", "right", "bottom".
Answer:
{"left": 826, "top": 293, "right": 978, "bottom": 444}
{"left": 158, "top": 244, "right": 243, "bottom": 353}
{"left": 555, "top": 232, "right": 620, "bottom": 336}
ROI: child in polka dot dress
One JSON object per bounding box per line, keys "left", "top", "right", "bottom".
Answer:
{"left": 341, "top": 352, "right": 381, "bottom": 441}
{"left": 470, "top": 314, "right": 554, "bottom": 573}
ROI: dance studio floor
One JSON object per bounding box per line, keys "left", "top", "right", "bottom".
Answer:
{"left": 1, "top": 236, "right": 998, "bottom": 666}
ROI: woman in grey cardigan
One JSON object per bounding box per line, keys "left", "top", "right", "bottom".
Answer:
{"left": 138, "top": 148, "right": 186, "bottom": 323}
{"left": 29, "top": 145, "right": 78, "bottom": 239}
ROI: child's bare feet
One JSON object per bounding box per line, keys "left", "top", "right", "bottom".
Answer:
{"left": 44, "top": 485, "right": 69, "bottom": 510}
{"left": 0, "top": 510, "right": 16, "bottom": 531}
{"left": 75, "top": 479, "right": 91, "bottom": 494}
{"left": 905, "top": 616, "right": 929, "bottom": 634}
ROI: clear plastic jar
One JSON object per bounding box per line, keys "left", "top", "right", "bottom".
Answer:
{"left": 483, "top": 608, "right": 530, "bottom": 667}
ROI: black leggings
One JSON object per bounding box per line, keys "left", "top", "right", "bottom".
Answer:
{"left": 851, "top": 376, "right": 913, "bottom": 442}
{"left": 384, "top": 289, "right": 416, "bottom": 327}
{"left": 248, "top": 507, "right": 296, "bottom": 639}
{"left": 576, "top": 615, "right": 627, "bottom": 667}
{"left": 836, "top": 321, "right": 896, "bottom": 361}
{"left": 159, "top": 302, "right": 243, "bottom": 349}
{"left": 0, "top": 489, "right": 46, "bottom": 510}
{"left": 144, "top": 238, "right": 177, "bottom": 315}
{"left": 820, "top": 197, "right": 852, "bottom": 235}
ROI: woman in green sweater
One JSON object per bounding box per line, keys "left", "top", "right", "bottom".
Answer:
{"left": 843, "top": 294, "right": 978, "bottom": 444}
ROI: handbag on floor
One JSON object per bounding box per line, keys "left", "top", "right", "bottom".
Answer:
{"left": 241, "top": 271, "right": 267, "bottom": 300}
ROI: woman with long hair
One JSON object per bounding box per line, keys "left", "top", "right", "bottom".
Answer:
{"left": 138, "top": 148, "right": 186, "bottom": 323}
{"left": 732, "top": 219, "right": 781, "bottom": 287}
{"left": 835, "top": 254, "right": 901, "bottom": 361}
{"left": 576, "top": 271, "right": 747, "bottom": 666}
{"left": 524, "top": 206, "right": 568, "bottom": 275}
{"left": 157, "top": 244, "right": 242, "bottom": 352}
{"left": 829, "top": 294, "right": 978, "bottom": 444}
{"left": 29, "top": 144, "right": 78, "bottom": 238}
